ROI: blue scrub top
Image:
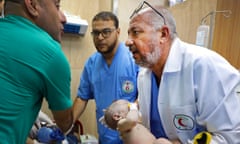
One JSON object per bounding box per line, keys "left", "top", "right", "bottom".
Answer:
{"left": 150, "top": 73, "right": 167, "bottom": 138}
{"left": 77, "top": 42, "right": 139, "bottom": 144}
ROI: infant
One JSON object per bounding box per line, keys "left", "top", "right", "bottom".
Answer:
{"left": 100, "top": 99, "right": 156, "bottom": 144}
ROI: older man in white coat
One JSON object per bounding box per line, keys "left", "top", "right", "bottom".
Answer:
{"left": 118, "top": 1, "right": 240, "bottom": 144}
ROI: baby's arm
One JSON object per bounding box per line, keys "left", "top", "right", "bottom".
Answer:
{"left": 117, "top": 102, "right": 140, "bottom": 132}
{"left": 119, "top": 103, "right": 156, "bottom": 144}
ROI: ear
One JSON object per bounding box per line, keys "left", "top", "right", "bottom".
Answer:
{"left": 113, "top": 113, "right": 122, "bottom": 121}
{"left": 24, "top": 0, "right": 39, "bottom": 17}
{"left": 116, "top": 28, "right": 120, "bottom": 35}
{"left": 159, "top": 26, "right": 170, "bottom": 43}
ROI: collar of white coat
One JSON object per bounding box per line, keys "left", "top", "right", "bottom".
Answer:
{"left": 138, "top": 38, "right": 183, "bottom": 74}
{"left": 164, "top": 37, "right": 183, "bottom": 73}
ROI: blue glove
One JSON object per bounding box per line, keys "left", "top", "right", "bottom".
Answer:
{"left": 37, "top": 126, "right": 65, "bottom": 143}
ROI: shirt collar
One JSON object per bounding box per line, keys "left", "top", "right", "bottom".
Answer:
{"left": 164, "top": 38, "right": 183, "bottom": 73}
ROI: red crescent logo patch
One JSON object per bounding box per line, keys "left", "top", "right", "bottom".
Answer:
{"left": 173, "top": 114, "right": 194, "bottom": 130}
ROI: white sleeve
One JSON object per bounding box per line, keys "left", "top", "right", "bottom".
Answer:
{"left": 194, "top": 55, "right": 240, "bottom": 143}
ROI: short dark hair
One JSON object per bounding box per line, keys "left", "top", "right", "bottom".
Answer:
{"left": 92, "top": 11, "right": 119, "bottom": 28}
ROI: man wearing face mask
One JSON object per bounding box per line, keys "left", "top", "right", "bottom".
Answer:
{"left": 0, "top": 0, "right": 73, "bottom": 143}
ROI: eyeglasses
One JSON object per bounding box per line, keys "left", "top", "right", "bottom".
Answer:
{"left": 129, "top": 1, "right": 166, "bottom": 24}
{"left": 91, "top": 28, "right": 116, "bottom": 38}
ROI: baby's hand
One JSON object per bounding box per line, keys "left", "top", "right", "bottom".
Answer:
{"left": 117, "top": 118, "right": 137, "bottom": 132}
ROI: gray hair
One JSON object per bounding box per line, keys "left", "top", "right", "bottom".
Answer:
{"left": 141, "top": 6, "right": 177, "bottom": 40}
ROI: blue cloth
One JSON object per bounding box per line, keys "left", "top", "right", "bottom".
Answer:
{"left": 150, "top": 73, "right": 167, "bottom": 138}
{"left": 77, "top": 42, "right": 139, "bottom": 144}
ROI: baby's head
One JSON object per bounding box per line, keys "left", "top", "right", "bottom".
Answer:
{"left": 103, "top": 99, "right": 129, "bottom": 130}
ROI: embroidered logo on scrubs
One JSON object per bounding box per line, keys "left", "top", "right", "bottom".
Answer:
{"left": 122, "top": 80, "right": 134, "bottom": 94}
{"left": 173, "top": 114, "right": 194, "bottom": 130}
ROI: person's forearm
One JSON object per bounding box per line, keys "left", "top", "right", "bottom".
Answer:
{"left": 73, "top": 97, "right": 88, "bottom": 122}
{"left": 52, "top": 108, "right": 73, "bottom": 133}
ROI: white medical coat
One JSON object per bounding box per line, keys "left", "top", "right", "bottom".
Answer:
{"left": 138, "top": 38, "right": 240, "bottom": 143}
